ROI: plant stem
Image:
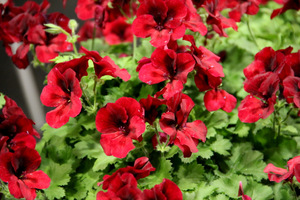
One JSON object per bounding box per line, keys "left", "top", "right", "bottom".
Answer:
{"left": 92, "top": 22, "right": 96, "bottom": 50}
{"left": 246, "top": 16, "right": 260, "bottom": 50}
{"left": 133, "top": 35, "right": 137, "bottom": 60}
{"left": 80, "top": 82, "right": 93, "bottom": 107}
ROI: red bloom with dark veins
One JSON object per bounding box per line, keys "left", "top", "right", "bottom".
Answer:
{"left": 138, "top": 47, "right": 195, "bottom": 99}
{"left": 143, "top": 178, "right": 183, "bottom": 200}
{"left": 100, "top": 157, "right": 155, "bottom": 190}
{"left": 238, "top": 95, "right": 276, "bottom": 123}
{"left": 139, "top": 95, "right": 166, "bottom": 125}
{"left": 159, "top": 93, "right": 207, "bottom": 157}
{"left": 75, "top": 0, "right": 109, "bottom": 20}
{"left": 132, "top": 0, "right": 188, "bottom": 47}
{"left": 40, "top": 68, "right": 82, "bottom": 128}
{"left": 0, "top": 147, "right": 50, "bottom": 200}
{"left": 227, "top": 0, "right": 261, "bottom": 22}
{"left": 202, "top": 0, "right": 238, "bottom": 37}
{"left": 103, "top": 17, "right": 133, "bottom": 45}
{"left": 0, "top": 133, "right": 36, "bottom": 154}
{"left": 81, "top": 47, "right": 131, "bottom": 81}
{"left": 271, "top": 0, "right": 300, "bottom": 19}
{"left": 0, "top": 96, "right": 40, "bottom": 139}
{"left": 283, "top": 76, "right": 300, "bottom": 108}
{"left": 204, "top": 89, "right": 237, "bottom": 112}
{"left": 264, "top": 156, "right": 300, "bottom": 183}
{"left": 243, "top": 47, "right": 290, "bottom": 80}
{"left": 95, "top": 97, "right": 145, "bottom": 158}
{"left": 97, "top": 173, "right": 143, "bottom": 200}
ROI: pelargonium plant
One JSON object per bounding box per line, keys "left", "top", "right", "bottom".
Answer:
{"left": 1, "top": 0, "right": 300, "bottom": 199}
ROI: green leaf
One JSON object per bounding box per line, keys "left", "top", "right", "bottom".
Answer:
{"left": 273, "top": 182, "right": 294, "bottom": 200}
{"left": 175, "top": 161, "right": 205, "bottom": 191}
{"left": 93, "top": 151, "right": 118, "bottom": 171}
{"left": 192, "top": 182, "right": 217, "bottom": 199}
{"left": 212, "top": 174, "right": 247, "bottom": 198}
{"left": 0, "top": 93, "right": 5, "bottom": 109}
{"left": 210, "top": 135, "right": 232, "bottom": 156}
{"left": 231, "top": 120, "right": 251, "bottom": 137}
{"left": 73, "top": 135, "right": 102, "bottom": 159}
{"left": 44, "top": 184, "right": 65, "bottom": 200}
{"left": 244, "top": 178, "right": 273, "bottom": 200}
{"left": 46, "top": 162, "right": 73, "bottom": 186}
{"left": 78, "top": 114, "right": 96, "bottom": 130}
{"left": 227, "top": 143, "right": 267, "bottom": 181}
{"left": 206, "top": 111, "right": 229, "bottom": 129}
{"left": 139, "top": 157, "right": 172, "bottom": 189}
{"left": 197, "top": 144, "right": 214, "bottom": 159}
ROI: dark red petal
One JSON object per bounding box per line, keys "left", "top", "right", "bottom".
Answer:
{"left": 40, "top": 85, "right": 68, "bottom": 107}
{"left": 115, "top": 97, "right": 144, "bottom": 119}
{"left": 96, "top": 103, "right": 128, "bottom": 134}
{"left": 11, "top": 147, "right": 41, "bottom": 174}
{"left": 0, "top": 152, "right": 14, "bottom": 182}
{"left": 7, "top": 177, "right": 23, "bottom": 199}
{"left": 10, "top": 132, "right": 36, "bottom": 151}
{"left": 132, "top": 15, "right": 157, "bottom": 38}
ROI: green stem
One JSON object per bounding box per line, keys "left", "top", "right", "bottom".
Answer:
{"left": 92, "top": 22, "right": 96, "bottom": 50}
{"left": 282, "top": 107, "right": 293, "bottom": 123}
{"left": 72, "top": 43, "right": 78, "bottom": 55}
{"left": 80, "top": 82, "right": 93, "bottom": 107}
{"left": 133, "top": 35, "right": 137, "bottom": 60}
{"left": 246, "top": 16, "right": 260, "bottom": 50}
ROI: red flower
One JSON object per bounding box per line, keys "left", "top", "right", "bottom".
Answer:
{"left": 95, "top": 97, "right": 145, "bottom": 158}
{"left": 227, "top": 0, "right": 261, "bottom": 22}
{"left": 0, "top": 133, "right": 36, "bottom": 154}
{"left": 138, "top": 47, "right": 195, "bottom": 99}
{"left": 238, "top": 182, "right": 252, "bottom": 200}
{"left": 238, "top": 95, "right": 276, "bottom": 123}
{"left": 283, "top": 76, "right": 300, "bottom": 108}
{"left": 0, "top": 147, "right": 50, "bottom": 200}
{"left": 100, "top": 157, "right": 155, "bottom": 190}
{"left": 143, "top": 179, "right": 183, "bottom": 200}
{"left": 183, "top": 35, "right": 224, "bottom": 91}
{"left": 40, "top": 68, "right": 82, "bottom": 128}
{"left": 264, "top": 156, "right": 300, "bottom": 183}
{"left": 81, "top": 47, "right": 131, "bottom": 81}
{"left": 139, "top": 95, "right": 166, "bottom": 125}
{"left": 132, "top": 0, "right": 188, "bottom": 47}
{"left": 159, "top": 93, "right": 207, "bottom": 157}
{"left": 202, "top": 0, "right": 238, "bottom": 37}
{"left": 103, "top": 17, "right": 133, "bottom": 45}
{"left": 78, "top": 21, "right": 102, "bottom": 42}
{"left": 0, "top": 96, "right": 40, "bottom": 139}
{"left": 271, "top": 0, "right": 300, "bottom": 19}
{"left": 97, "top": 173, "right": 143, "bottom": 200}
{"left": 75, "top": 0, "right": 109, "bottom": 20}
{"left": 204, "top": 89, "right": 236, "bottom": 112}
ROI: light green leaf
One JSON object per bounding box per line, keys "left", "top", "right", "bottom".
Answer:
{"left": 44, "top": 184, "right": 65, "bottom": 200}
{"left": 206, "top": 111, "right": 229, "bottom": 129}
{"left": 139, "top": 158, "right": 172, "bottom": 189}
{"left": 244, "top": 178, "right": 273, "bottom": 200}
{"left": 93, "top": 152, "right": 118, "bottom": 171}
{"left": 175, "top": 161, "right": 205, "bottom": 191}
{"left": 73, "top": 136, "right": 102, "bottom": 159}
{"left": 212, "top": 174, "right": 247, "bottom": 198}
{"left": 210, "top": 135, "right": 232, "bottom": 156}
{"left": 0, "top": 93, "right": 5, "bottom": 109}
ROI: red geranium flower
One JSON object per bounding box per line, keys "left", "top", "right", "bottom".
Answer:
{"left": 95, "top": 97, "right": 145, "bottom": 158}
{"left": 204, "top": 89, "right": 236, "bottom": 112}
{"left": 139, "top": 95, "right": 166, "bottom": 125}
{"left": 132, "top": 0, "right": 188, "bottom": 47}
{"left": 40, "top": 68, "right": 82, "bottom": 128}
{"left": 0, "top": 96, "right": 40, "bottom": 139}
{"left": 81, "top": 47, "right": 131, "bottom": 81}
{"left": 103, "top": 17, "right": 133, "bottom": 45}
{"left": 143, "top": 178, "right": 183, "bottom": 200}
{"left": 0, "top": 147, "right": 50, "bottom": 200}
{"left": 271, "top": 0, "right": 300, "bottom": 19}
{"left": 97, "top": 173, "right": 143, "bottom": 200}
{"left": 283, "top": 76, "right": 300, "bottom": 108}
{"left": 159, "top": 93, "right": 207, "bottom": 157}
{"left": 227, "top": 0, "right": 261, "bottom": 22}
{"left": 264, "top": 156, "right": 300, "bottom": 183}
{"left": 0, "top": 133, "right": 36, "bottom": 154}
{"left": 138, "top": 47, "right": 195, "bottom": 99}
{"left": 75, "top": 0, "right": 109, "bottom": 20}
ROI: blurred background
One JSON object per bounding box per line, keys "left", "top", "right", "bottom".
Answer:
{"left": 0, "top": 0, "right": 79, "bottom": 131}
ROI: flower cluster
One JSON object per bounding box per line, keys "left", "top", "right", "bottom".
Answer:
{"left": 40, "top": 47, "right": 130, "bottom": 128}
{"left": 97, "top": 157, "right": 183, "bottom": 200}
{"left": 0, "top": 0, "right": 72, "bottom": 68}
{"left": 264, "top": 156, "right": 300, "bottom": 183}
{"left": 238, "top": 47, "right": 300, "bottom": 123}
{"left": 0, "top": 96, "right": 50, "bottom": 200}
